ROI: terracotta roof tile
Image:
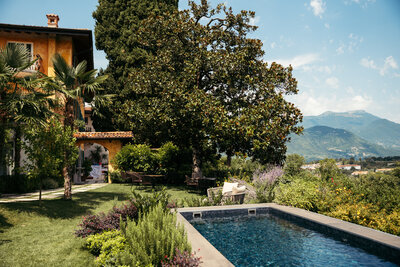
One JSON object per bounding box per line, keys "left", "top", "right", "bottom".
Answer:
{"left": 74, "top": 131, "right": 133, "bottom": 140}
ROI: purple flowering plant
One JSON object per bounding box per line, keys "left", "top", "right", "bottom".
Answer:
{"left": 252, "top": 166, "right": 283, "bottom": 202}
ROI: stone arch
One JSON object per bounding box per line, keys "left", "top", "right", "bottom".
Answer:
{"left": 76, "top": 139, "right": 123, "bottom": 183}
{"left": 74, "top": 131, "right": 133, "bottom": 183}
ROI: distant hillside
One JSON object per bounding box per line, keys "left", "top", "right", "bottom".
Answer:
{"left": 302, "top": 110, "right": 400, "bottom": 149}
{"left": 358, "top": 119, "right": 400, "bottom": 149}
{"left": 287, "top": 125, "right": 400, "bottom": 161}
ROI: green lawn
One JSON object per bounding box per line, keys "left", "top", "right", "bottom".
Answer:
{"left": 0, "top": 184, "right": 203, "bottom": 267}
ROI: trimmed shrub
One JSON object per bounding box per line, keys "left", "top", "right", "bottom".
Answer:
{"left": 85, "top": 230, "right": 127, "bottom": 266}
{"left": 114, "top": 144, "right": 157, "bottom": 173}
{"left": 75, "top": 200, "right": 138, "bottom": 237}
{"left": 117, "top": 203, "right": 191, "bottom": 266}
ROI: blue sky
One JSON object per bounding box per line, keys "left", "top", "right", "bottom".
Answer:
{"left": 1, "top": 0, "right": 399, "bottom": 122}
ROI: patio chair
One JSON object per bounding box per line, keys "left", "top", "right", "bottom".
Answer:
{"left": 185, "top": 175, "right": 199, "bottom": 188}
{"left": 207, "top": 182, "right": 246, "bottom": 204}
{"left": 125, "top": 171, "right": 143, "bottom": 184}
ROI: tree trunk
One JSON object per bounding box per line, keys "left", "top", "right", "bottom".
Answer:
{"left": 39, "top": 175, "right": 42, "bottom": 203}
{"left": 191, "top": 146, "right": 203, "bottom": 179}
{"left": 13, "top": 125, "right": 21, "bottom": 176}
{"left": 0, "top": 122, "right": 6, "bottom": 171}
{"left": 226, "top": 150, "right": 232, "bottom": 167}
{"left": 63, "top": 164, "right": 71, "bottom": 200}
{"left": 63, "top": 99, "right": 75, "bottom": 200}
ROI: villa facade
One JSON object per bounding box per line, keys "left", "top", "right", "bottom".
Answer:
{"left": 0, "top": 15, "right": 132, "bottom": 182}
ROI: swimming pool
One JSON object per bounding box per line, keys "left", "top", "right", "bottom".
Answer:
{"left": 178, "top": 204, "right": 400, "bottom": 266}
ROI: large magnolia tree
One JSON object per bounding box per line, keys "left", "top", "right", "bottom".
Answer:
{"left": 116, "top": 0, "right": 303, "bottom": 178}
{"left": 92, "top": 0, "right": 179, "bottom": 131}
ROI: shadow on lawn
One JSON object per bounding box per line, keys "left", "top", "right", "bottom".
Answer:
{"left": 0, "top": 213, "right": 12, "bottom": 232}
{"left": 0, "top": 183, "right": 204, "bottom": 221}
{"left": 0, "top": 191, "right": 130, "bottom": 220}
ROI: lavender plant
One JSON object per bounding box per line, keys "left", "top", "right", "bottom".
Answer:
{"left": 252, "top": 166, "right": 283, "bottom": 203}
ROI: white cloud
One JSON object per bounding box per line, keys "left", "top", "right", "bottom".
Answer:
{"left": 324, "top": 23, "right": 330, "bottom": 29}
{"left": 336, "top": 45, "right": 345, "bottom": 55}
{"left": 289, "top": 91, "right": 372, "bottom": 116}
{"left": 335, "top": 34, "right": 363, "bottom": 55}
{"left": 361, "top": 56, "right": 398, "bottom": 76}
{"left": 270, "top": 42, "right": 276, "bottom": 49}
{"left": 271, "top": 53, "right": 320, "bottom": 69}
{"left": 310, "top": 0, "right": 326, "bottom": 18}
{"left": 302, "top": 65, "right": 334, "bottom": 74}
{"left": 344, "top": 0, "right": 376, "bottom": 8}
{"left": 347, "top": 86, "right": 355, "bottom": 94}
{"left": 249, "top": 16, "right": 260, "bottom": 26}
{"left": 380, "top": 56, "right": 398, "bottom": 76}
{"left": 325, "top": 77, "right": 339, "bottom": 88}
{"left": 385, "top": 56, "right": 398, "bottom": 69}
{"left": 360, "top": 58, "right": 377, "bottom": 69}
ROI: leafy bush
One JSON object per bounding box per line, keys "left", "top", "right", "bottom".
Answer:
{"left": 158, "top": 143, "right": 192, "bottom": 184}
{"left": 318, "top": 158, "right": 339, "bottom": 181}
{"left": 23, "top": 118, "right": 78, "bottom": 192}
{"left": 275, "top": 178, "right": 321, "bottom": 211}
{"left": 157, "top": 142, "right": 179, "bottom": 174}
{"left": 117, "top": 203, "right": 191, "bottom": 266}
{"left": 131, "top": 187, "right": 171, "bottom": 215}
{"left": 351, "top": 172, "right": 400, "bottom": 212}
{"left": 284, "top": 154, "right": 305, "bottom": 177}
{"left": 85, "top": 230, "right": 127, "bottom": 266}
{"left": 276, "top": 169, "right": 400, "bottom": 236}
{"left": 75, "top": 200, "right": 138, "bottom": 237}
{"left": 41, "top": 178, "right": 60, "bottom": 189}
{"left": 114, "top": 144, "right": 158, "bottom": 173}
{"left": 162, "top": 249, "right": 202, "bottom": 267}
{"left": 0, "top": 174, "right": 36, "bottom": 193}
{"left": 203, "top": 157, "right": 264, "bottom": 183}
{"left": 109, "top": 170, "right": 124, "bottom": 183}
{"left": 85, "top": 230, "right": 125, "bottom": 255}
{"left": 253, "top": 166, "right": 283, "bottom": 203}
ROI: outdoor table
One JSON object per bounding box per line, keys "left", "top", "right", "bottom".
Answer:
{"left": 142, "top": 174, "right": 165, "bottom": 188}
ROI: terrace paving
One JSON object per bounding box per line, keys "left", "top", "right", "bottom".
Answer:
{"left": 0, "top": 183, "right": 108, "bottom": 203}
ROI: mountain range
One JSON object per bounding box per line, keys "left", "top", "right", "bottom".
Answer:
{"left": 287, "top": 110, "right": 400, "bottom": 161}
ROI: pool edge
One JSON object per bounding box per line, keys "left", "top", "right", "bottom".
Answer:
{"left": 176, "top": 212, "right": 235, "bottom": 267}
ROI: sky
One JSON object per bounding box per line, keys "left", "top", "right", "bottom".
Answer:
{"left": 1, "top": 0, "right": 399, "bottom": 123}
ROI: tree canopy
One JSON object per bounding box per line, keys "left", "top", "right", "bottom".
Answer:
{"left": 108, "top": 0, "right": 303, "bottom": 177}
{"left": 92, "top": 0, "right": 179, "bottom": 131}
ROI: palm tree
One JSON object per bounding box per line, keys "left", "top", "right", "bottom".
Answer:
{"left": 0, "top": 44, "right": 56, "bottom": 175}
{"left": 49, "top": 53, "right": 107, "bottom": 200}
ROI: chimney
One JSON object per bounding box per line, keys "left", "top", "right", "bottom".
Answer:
{"left": 46, "top": 14, "right": 59, "bottom": 28}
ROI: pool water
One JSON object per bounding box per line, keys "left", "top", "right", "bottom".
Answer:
{"left": 191, "top": 215, "right": 397, "bottom": 266}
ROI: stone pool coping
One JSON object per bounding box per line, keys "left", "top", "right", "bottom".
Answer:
{"left": 177, "top": 203, "right": 400, "bottom": 266}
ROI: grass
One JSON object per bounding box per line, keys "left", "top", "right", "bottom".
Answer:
{"left": 0, "top": 184, "right": 203, "bottom": 267}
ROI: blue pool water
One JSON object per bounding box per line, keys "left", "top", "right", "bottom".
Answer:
{"left": 191, "top": 215, "right": 397, "bottom": 266}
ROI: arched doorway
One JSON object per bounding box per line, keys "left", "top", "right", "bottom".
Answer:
{"left": 74, "top": 131, "right": 133, "bottom": 183}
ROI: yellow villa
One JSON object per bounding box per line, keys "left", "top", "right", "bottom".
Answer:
{"left": 0, "top": 15, "right": 132, "bottom": 183}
